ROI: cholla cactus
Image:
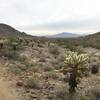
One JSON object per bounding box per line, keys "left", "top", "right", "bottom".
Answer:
{"left": 0, "top": 40, "right": 7, "bottom": 49}
{"left": 0, "top": 40, "right": 4, "bottom": 49}
{"left": 11, "top": 42, "right": 18, "bottom": 50}
{"left": 60, "top": 51, "right": 89, "bottom": 93}
{"left": 64, "top": 51, "right": 89, "bottom": 69}
{"left": 25, "top": 39, "right": 30, "bottom": 45}
{"left": 18, "top": 37, "right": 23, "bottom": 44}
{"left": 31, "top": 41, "right": 35, "bottom": 47}
{"left": 37, "top": 40, "right": 40, "bottom": 46}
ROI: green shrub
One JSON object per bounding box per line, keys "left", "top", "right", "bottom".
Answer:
{"left": 17, "top": 55, "right": 27, "bottom": 62}
{"left": 0, "top": 40, "right": 4, "bottom": 49}
{"left": 39, "top": 57, "right": 46, "bottom": 62}
{"left": 55, "top": 85, "right": 68, "bottom": 100}
{"left": 43, "top": 66, "right": 54, "bottom": 72}
{"left": 87, "top": 88, "right": 100, "bottom": 100}
{"left": 25, "top": 77, "right": 40, "bottom": 89}
{"left": 9, "top": 64, "right": 22, "bottom": 74}
{"left": 32, "top": 67, "right": 39, "bottom": 73}
{"left": 11, "top": 42, "right": 18, "bottom": 50}
{"left": 9, "top": 62, "right": 36, "bottom": 75}
{"left": 75, "top": 46, "right": 86, "bottom": 54}
{"left": 79, "top": 96, "right": 89, "bottom": 100}
{"left": 49, "top": 46, "right": 60, "bottom": 55}
{"left": 0, "top": 50, "right": 18, "bottom": 60}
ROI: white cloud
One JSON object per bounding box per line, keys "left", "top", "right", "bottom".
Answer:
{"left": 0, "top": 0, "right": 100, "bottom": 35}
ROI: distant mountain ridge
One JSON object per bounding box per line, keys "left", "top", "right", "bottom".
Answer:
{"left": 47, "top": 32, "right": 81, "bottom": 38}
{"left": 0, "top": 23, "right": 81, "bottom": 39}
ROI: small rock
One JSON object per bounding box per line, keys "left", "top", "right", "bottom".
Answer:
{"left": 16, "top": 81, "right": 24, "bottom": 86}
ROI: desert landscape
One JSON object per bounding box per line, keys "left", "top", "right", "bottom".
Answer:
{"left": 0, "top": 0, "right": 100, "bottom": 100}
{"left": 0, "top": 23, "right": 100, "bottom": 100}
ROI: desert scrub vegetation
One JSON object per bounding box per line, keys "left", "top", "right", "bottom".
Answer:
{"left": 0, "top": 40, "right": 5, "bottom": 49}
{"left": 74, "top": 46, "right": 86, "bottom": 54}
{"left": 10, "top": 42, "right": 18, "bottom": 50}
{"left": 9, "top": 63, "right": 23, "bottom": 74}
{"left": 60, "top": 51, "right": 89, "bottom": 93}
{"left": 54, "top": 85, "right": 68, "bottom": 100}
{"left": 49, "top": 45, "right": 60, "bottom": 55}
{"left": 44, "top": 71, "right": 59, "bottom": 80}
{"left": 42, "top": 65, "right": 54, "bottom": 72}
{"left": 0, "top": 37, "right": 24, "bottom": 51}
{"left": 8, "top": 61, "right": 36, "bottom": 75}
{"left": 54, "top": 33, "right": 100, "bottom": 50}
{"left": 0, "top": 50, "right": 18, "bottom": 60}
{"left": 25, "top": 77, "right": 41, "bottom": 89}
{"left": 85, "top": 88, "right": 100, "bottom": 100}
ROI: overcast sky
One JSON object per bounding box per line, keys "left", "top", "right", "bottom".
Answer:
{"left": 0, "top": 0, "right": 100, "bottom": 36}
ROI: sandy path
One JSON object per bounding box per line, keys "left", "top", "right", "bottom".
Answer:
{"left": 0, "top": 79, "right": 18, "bottom": 100}
{"left": 0, "top": 61, "right": 19, "bottom": 100}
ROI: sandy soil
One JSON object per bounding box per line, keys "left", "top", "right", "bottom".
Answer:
{"left": 0, "top": 79, "right": 18, "bottom": 100}
{"left": 0, "top": 61, "right": 19, "bottom": 100}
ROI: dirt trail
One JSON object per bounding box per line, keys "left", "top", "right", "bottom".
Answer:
{"left": 0, "top": 62, "right": 19, "bottom": 100}
{"left": 0, "top": 79, "right": 18, "bottom": 100}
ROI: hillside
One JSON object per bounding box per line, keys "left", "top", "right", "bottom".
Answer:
{"left": 55, "top": 32, "right": 100, "bottom": 50}
{"left": 80, "top": 32, "right": 100, "bottom": 41}
{"left": 0, "top": 23, "right": 51, "bottom": 41}
{"left": 0, "top": 23, "right": 28, "bottom": 37}
{"left": 77, "top": 32, "right": 100, "bottom": 49}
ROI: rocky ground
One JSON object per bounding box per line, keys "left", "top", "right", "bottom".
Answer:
{"left": 0, "top": 41, "right": 100, "bottom": 100}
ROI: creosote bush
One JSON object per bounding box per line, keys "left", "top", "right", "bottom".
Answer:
{"left": 49, "top": 46, "right": 60, "bottom": 55}
{"left": 60, "top": 51, "right": 89, "bottom": 93}
{"left": 55, "top": 85, "right": 68, "bottom": 100}
{"left": 11, "top": 42, "right": 18, "bottom": 50}
{"left": 43, "top": 66, "right": 54, "bottom": 72}
{"left": 87, "top": 88, "right": 100, "bottom": 100}
{"left": 0, "top": 50, "right": 18, "bottom": 60}
{"left": 0, "top": 42, "right": 3, "bottom": 49}
{"left": 25, "top": 77, "right": 40, "bottom": 89}
{"left": 0, "top": 39, "right": 7, "bottom": 49}
{"left": 9, "top": 64, "right": 22, "bottom": 74}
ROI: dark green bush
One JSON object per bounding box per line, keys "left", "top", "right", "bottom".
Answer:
{"left": 9, "top": 64, "right": 22, "bottom": 74}
{"left": 25, "top": 77, "right": 40, "bottom": 89}
{"left": 0, "top": 50, "right": 18, "bottom": 60}
{"left": 49, "top": 46, "right": 60, "bottom": 55}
